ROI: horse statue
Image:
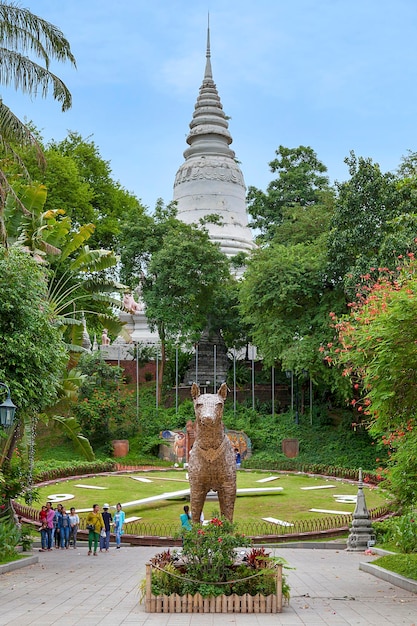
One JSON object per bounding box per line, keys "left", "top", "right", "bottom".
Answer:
{"left": 188, "top": 382, "right": 236, "bottom": 522}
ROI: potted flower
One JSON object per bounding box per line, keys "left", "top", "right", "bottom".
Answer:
{"left": 142, "top": 513, "right": 290, "bottom": 613}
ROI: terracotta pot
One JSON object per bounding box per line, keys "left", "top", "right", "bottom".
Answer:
{"left": 112, "top": 439, "right": 129, "bottom": 457}
{"left": 282, "top": 438, "right": 299, "bottom": 458}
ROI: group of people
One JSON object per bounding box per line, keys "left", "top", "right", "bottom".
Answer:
{"left": 38, "top": 502, "right": 125, "bottom": 555}
{"left": 85, "top": 503, "right": 125, "bottom": 556}
{"left": 39, "top": 501, "right": 79, "bottom": 551}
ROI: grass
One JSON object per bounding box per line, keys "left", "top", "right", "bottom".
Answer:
{"left": 0, "top": 553, "right": 27, "bottom": 565}
{"left": 20, "top": 469, "right": 389, "bottom": 527}
{"left": 371, "top": 553, "right": 417, "bottom": 580}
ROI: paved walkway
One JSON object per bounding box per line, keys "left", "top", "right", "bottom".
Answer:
{"left": 1, "top": 544, "right": 416, "bottom": 625}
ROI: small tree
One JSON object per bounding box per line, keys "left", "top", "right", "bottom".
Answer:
{"left": 0, "top": 247, "right": 67, "bottom": 505}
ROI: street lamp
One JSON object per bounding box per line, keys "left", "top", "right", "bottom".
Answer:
{"left": 0, "top": 382, "right": 17, "bottom": 427}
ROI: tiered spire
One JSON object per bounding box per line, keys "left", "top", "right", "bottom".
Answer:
{"left": 184, "top": 22, "right": 234, "bottom": 160}
{"left": 173, "top": 21, "right": 255, "bottom": 262}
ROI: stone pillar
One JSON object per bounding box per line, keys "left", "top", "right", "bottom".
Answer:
{"left": 346, "top": 468, "right": 376, "bottom": 551}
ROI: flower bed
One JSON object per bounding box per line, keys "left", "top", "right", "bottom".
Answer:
{"left": 142, "top": 514, "right": 289, "bottom": 613}
{"left": 144, "top": 561, "right": 284, "bottom": 613}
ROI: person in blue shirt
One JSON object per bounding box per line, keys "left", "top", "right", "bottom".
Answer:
{"left": 59, "top": 507, "right": 71, "bottom": 549}
{"left": 113, "top": 502, "right": 125, "bottom": 549}
{"left": 180, "top": 505, "right": 192, "bottom": 532}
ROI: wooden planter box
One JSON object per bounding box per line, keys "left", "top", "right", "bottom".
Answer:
{"left": 144, "top": 563, "right": 283, "bottom": 613}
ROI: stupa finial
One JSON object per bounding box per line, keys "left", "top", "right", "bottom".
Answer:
{"left": 204, "top": 13, "right": 212, "bottom": 80}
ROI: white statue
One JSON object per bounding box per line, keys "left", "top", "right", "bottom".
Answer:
{"left": 101, "top": 329, "right": 110, "bottom": 346}
{"left": 123, "top": 292, "right": 143, "bottom": 314}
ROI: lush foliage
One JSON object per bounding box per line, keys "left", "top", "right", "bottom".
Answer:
{"left": 327, "top": 152, "right": 417, "bottom": 295}
{"left": 247, "top": 145, "right": 333, "bottom": 243}
{"left": 329, "top": 260, "right": 417, "bottom": 504}
{"left": 149, "top": 514, "right": 289, "bottom": 598}
{"left": 71, "top": 354, "right": 136, "bottom": 450}
{"left": 241, "top": 145, "right": 347, "bottom": 404}
{"left": 374, "top": 511, "right": 417, "bottom": 553}
{"left": 0, "top": 247, "right": 67, "bottom": 414}
{"left": 372, "top": 553, "right": 417, "bottom": 581}
{"left": 119, "top": 200, "right": 231, "bottom": 394}
{"left": 0, "top": 2, "right": 75, "bottom": 215}
{"left": 0, "top": 519, "right": 21, "bottom": 560}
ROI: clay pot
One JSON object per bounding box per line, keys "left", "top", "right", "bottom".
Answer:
{"left": 282, "top": 438, "right": 299, "bottom": 458}
{"left": 112, "top": 439, "right": 129, "bottom": 457}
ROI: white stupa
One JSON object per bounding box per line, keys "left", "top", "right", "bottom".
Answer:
{"left": 173, "top": 25, "right": 255, "bottom": 260}
{"left": 110, "top": 25, "right": 255, "bottom": 354}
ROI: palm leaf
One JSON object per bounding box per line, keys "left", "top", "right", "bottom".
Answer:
{"left": 52, "top": 416, "right": 95, "bottom": 461}
{"left": 59, "top": 225, "right": 95, "bottom": 261}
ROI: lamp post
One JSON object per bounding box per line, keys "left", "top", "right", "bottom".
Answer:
{"left": 0, "top": 382, "right": 17, "bottom": 427}
{"left": 285, "top": 370, "right": 294, "bottom": 414}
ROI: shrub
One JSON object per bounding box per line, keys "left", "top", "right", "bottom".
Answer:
{"left": 0, "top": 521, "right": 20, "bottom": 560}
{"left": 147, "top": 512, "right": 290, "bottom": 599}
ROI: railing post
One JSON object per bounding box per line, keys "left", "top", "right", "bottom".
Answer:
{"left": 276, "top": 563, "right": 282, "bottom": 613}
{"left": 145, "top": 563, "right": 152, "bottom": 612}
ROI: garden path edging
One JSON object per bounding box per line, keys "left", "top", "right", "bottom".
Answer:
{"left": 359, "top": 561, "right": 417, "bottom": 594}
{"left": 0, "top": 554, "right": 38, "bottom": 575}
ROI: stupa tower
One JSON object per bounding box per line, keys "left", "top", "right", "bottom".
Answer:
{"left": 173, "top": 24, "right": 255, "bottom": 259}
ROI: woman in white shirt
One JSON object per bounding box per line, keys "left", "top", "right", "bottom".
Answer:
{"left": 69, "top": 507, "right": 80, "bottom": 549}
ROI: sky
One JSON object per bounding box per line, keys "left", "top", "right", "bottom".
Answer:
{"left": 3, "top": 0, "right": 417, "bottom": 209}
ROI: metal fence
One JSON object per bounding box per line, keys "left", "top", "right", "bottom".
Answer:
{"left": 13, "top": 501, "right": 391, "bottom": 545}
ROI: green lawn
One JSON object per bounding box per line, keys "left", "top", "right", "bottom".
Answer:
{"left": 372, "top": 553, "right": 417, "bottom": 581}
{"left": 24, "top": 470, "right": 389, "bottom": 527}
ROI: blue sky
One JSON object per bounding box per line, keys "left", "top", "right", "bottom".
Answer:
{"left": 4, "top": 0, "right": 417, "bottom": 209}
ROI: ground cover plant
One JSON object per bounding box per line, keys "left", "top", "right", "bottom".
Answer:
{"left": 20, "top": 470, "right": 389, "bottom": 532}
{"left": 371, "top": 554, "right": 417, "bottom": 581}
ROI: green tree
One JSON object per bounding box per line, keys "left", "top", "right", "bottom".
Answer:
{"left": 327, "top": 152, "right": 409, "bottom": 293}
{"left": 43, "top": 132, "right": 144, "bottom": 250}
{"left": 119, "top": 201, "right": 231, "bottom": 396}
{"left": 0, "top": 247, "right": 67, "bottom": 485}
{"left": 247, "top": 145, "right": 332, "bottom": 243}
{"left": 0, "top": 2, "right": 75, "bottom": 219}
{"left": 240, "top": 240, "right": 344, "bottom": 380}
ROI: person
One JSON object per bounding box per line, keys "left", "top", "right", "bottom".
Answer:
{"left": 69, "top": 507, "right": 79, "bottom": 549}
{"left": 39, "top": 519, "right": 48, "bottom": 552}
{"left": 46, "top": 502, "right": 55, "bottom": 551}
{"left": 113, "top": 502, "right": 125, "bottom": 549}
{"left": 180, "top": 505, "right": 192, "bottom": 532}
{"left": 100, "top": 503, "right": 112, "bottom": 552}
{"left": 86, "top": 504, "right": 104, "bottom": 556}
{"left": 53, "top": 504, "right": 63, "bottom": 549}
{"left": 235, "top": 448, "right": 241, "bottom": 469}
{"left": 59, "top": 507, "right": 71, "bottom": 549}
{"left": 39, "top": 505, "right": 47, "bottom": 524}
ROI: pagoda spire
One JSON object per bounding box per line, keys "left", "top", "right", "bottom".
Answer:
{"left": 173, "top": 22, "right": 255, "bottom": 262}
{"left": 205, "top": 14, "right": 212, "bottom": 80}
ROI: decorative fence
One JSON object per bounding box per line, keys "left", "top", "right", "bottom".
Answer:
{"left": 13, "top": 501, "right": 391, "bottom": 546}
{"left": 144, "top": 562, "right": 283, "bottom": 613}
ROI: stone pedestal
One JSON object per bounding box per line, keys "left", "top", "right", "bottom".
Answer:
{"left": 346, "top": 469, "right": 376, "bottom": 551}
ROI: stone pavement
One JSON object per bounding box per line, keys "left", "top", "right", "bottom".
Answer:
{"left": 0, "top": 544, "right": 416, "bottom": 625}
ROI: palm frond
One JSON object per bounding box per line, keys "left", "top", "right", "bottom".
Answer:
{"left": 59, "top": 225, "right": 95, "bottom": 261}
{"left": 69, "top": 246, "right": 118, "bottom": 272}
{"left": 0, "top": 4, "right": 76, "bottom": 67}
{"left": 52, "top": 416, "right": 95, "bottom": 461}
{"left": 0, "top": 50, "right": 73, "bottom": 111}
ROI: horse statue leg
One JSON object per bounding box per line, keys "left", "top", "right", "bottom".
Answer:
{"left": 190, "top": 485, "right": 206, "bottom": 524}
{"left": 217, "top": 485, "right": 235, "bottom": 522}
